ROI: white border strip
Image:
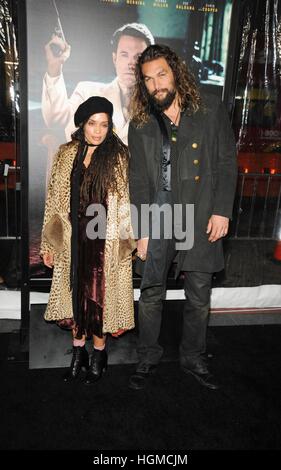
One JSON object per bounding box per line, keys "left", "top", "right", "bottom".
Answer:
{"left": 0, "top": 291, "right": 21, "bottom": 319}
{"left": 134, "top": 285, "right": 281, "bottom": 308}
{"left": 1, "top": 284, "right": 281, "bottom": 319}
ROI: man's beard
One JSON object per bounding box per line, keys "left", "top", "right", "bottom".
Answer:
{"left": 149, "top": 89, "right": 176, "bottom": 112}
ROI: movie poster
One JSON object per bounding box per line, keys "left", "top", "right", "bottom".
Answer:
{"left": 26, "top": 0, "right": 233, "bottom": 280}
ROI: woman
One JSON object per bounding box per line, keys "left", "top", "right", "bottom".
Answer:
{"left": 40, "top": 96, "right": 135, "bottom": 384}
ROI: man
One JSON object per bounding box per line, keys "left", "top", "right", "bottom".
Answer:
{"left": 128, "top": 45, "right": 237, "bottom": 391}
{"left": 41, "top": 23, "right": 154, "bottom": 144}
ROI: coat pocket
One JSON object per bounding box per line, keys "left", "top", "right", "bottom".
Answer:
{"left": 43, "top": 214, "right": 64, "bottom": 253}
{"left": 118, "top": 238, "right": 136, "bottom": 261}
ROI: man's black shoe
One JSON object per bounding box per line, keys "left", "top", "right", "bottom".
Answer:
{"left": 181, "top": 358, "right": 219, "bottom": 390}
{"left": 128, "top": 363, "right": 157, "bottom": 390}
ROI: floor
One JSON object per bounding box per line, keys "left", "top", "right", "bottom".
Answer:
{"left": 0, "top": 320, "right": 281, "bottom": 452}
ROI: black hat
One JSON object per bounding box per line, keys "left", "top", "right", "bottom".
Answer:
{"left": 74, "top": 96, "right": 113, "bottom": 127}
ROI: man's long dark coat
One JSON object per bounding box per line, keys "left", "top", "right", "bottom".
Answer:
{"left": 128, "top": 93, "right": 238, "bottom": 276}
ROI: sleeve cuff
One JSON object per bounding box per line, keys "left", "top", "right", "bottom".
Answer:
{"left": 44, "top": 72, "right": 62, "bottom": 87}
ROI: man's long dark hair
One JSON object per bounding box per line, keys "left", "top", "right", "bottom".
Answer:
{"left": 130, "top": 44, "right": 202, "bottom": 127}
{"left": 71, "top": 119, "right": 128, "bottom": 206}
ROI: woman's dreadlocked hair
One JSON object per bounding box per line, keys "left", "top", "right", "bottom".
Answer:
{"left": 130, "top": 44, "right": 202, "bottom": 127}
{"left": 71, "top": 118, "right": 128, "bottom": 208}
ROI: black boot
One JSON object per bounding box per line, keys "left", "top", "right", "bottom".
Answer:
{"left": 85, "top": 349, "right": 107, "bottom": 385}
{"left": 63, "top": 345, "right": 89, "bottom": 382}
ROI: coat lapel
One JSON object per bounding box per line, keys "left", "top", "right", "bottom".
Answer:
{"left": 141, "top": 116, "right": 162, "bottom": 187}
{"left": 58, "top": 142, "right": 79, "bottom": 213}
{"left": 106, "top": 78, "right": 126, "bottom": 129}
{"left": 177, "top": 108, "right": 204, "bottom": 157}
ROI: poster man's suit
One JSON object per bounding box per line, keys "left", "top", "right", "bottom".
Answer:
{"left": 42, "top": 75, "right": 129, "bottom": 143}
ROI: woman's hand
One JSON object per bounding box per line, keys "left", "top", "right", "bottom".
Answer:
{"left": 136, "top": 237, "right": 149, "bottom": 261}
{"left": 43, "top": 252, "right": 54, "bottom": 268}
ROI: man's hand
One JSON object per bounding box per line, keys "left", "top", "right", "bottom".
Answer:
{"left": 43, "top": 252, "right": 54, "bottom": 268}
{"left": 206, "top": 215, "right": 229, "bottom": 242}
{"left": 45, "top": 34, "right": 71, "bottom": 77}
{"left": 136, "top": 237, "right": 149, "bottom": 261}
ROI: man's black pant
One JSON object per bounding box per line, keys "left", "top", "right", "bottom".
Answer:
{"left": 135, "top": 189, "right": 213, "bottom": 367}
{"left": 136, "top": 271, "right": 213, "bottom": 367}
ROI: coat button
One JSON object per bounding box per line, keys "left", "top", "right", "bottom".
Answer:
{"left": 192, "top": 143, "right": 198, "bottom": 149}
{"left": 194, "top": 176, "right": 200, "bottom": 181}
{"left": 193, "top": 159, "right": 199, "bottom": 165}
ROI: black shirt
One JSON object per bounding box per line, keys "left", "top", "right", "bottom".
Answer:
{"left": 161, "top": 113, "right": 180, "bottom": 202}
